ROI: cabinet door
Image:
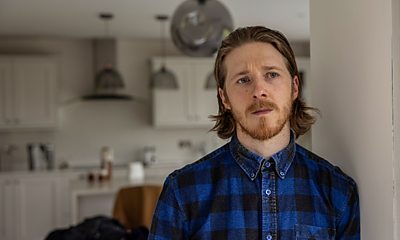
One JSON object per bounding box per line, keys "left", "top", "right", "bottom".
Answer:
{"left": 152, "top": 57, "right": 218, "bottom": 128}
{"left": 192, "top": 60, "right": 219, "bottom": 126}
{"left": 0, "top": 179, "right": 3, "bottom": 240}
{"left": 13, "top": 58, "right": 57, "bottom": 128}
{"left": 152, "top": 60, "right": 192, "bottom": 127}
{"left": 0, "top": 178, "right": 17, "bottom": 240}
{"left": 16, "top": 177, "right": 58, "bottom": 240}
{"left": 0, "top": 61, "right": 13, "bottom": 127}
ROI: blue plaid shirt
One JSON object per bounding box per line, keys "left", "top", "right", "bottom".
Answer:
{"left": 149, "top": 133, "right": 360, "bottom": 239}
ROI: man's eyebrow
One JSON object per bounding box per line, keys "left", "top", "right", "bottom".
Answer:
{"left": 263, "top": 65, "right": 284, "bottom": 71}
{"left": 231, "top": 70, "right": 249, "bottom": 79}
{"left": 229, "top": 65, "right": 285, "bottom": 80}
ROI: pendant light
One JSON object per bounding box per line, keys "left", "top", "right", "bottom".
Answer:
{"left": 151, "top": 15, "right": 178, "bottom": 89}
{"left": 170, "top": 0, "right": 233, "bottom": 57}
{"left": 204, "top": 72, "right": 217, "bottom": 89}
{"left": 83, "top": 12, "right": 133, "bottom": 100}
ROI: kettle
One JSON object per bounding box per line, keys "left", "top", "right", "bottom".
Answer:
{"left": 27, "top": 143, "right": 55, "bottom": 171}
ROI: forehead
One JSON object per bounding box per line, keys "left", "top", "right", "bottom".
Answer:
{"left": 224, "top": 41, "right": 288, "bottom": 73}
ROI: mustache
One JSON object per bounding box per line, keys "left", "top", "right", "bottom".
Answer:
{"left": 247, "top": 101, "right": 279, "bottom": 113}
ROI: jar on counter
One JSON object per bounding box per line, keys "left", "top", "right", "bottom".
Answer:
{"left": 100, "top": 146, "right": 113, "bottom": 180}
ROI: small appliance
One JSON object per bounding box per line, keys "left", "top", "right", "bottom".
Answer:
{"left": 27, "top": 143, "right": 55, "bottom": 171}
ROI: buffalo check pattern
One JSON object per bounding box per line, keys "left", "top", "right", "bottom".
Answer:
{"left": 149, "top": 132, "right": 360, "bottom": 239}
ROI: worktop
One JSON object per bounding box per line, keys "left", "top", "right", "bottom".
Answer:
{"left": 70, "top": 176, "right": 165, "bottom": 224}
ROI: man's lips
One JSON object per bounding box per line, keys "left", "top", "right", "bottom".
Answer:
{"left": 251, "top": 108, "right": 273, "bottom": 115}
{"left": 247, "top": 101, "right": 277, "bottom": 115}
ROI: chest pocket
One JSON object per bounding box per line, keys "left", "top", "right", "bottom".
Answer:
{"left": 295, "top": 224, "right": 336, "bottom": 240}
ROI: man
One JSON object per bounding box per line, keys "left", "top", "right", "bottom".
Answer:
{"left": 149, "top": 26, "right": 360, "bottom": 239}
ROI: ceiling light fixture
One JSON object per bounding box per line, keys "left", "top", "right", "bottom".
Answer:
{"left": 151, "top": 15, "right": 179, "bottom": 89}
{"left": 170, "top": 0, "right": 234, "bottom": 57}
{"left": 83, "top": 13, "right": 133, "bottom": 100}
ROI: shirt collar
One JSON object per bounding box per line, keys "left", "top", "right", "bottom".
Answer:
{"left": 229, "top": 130, "right": 296, "bottom": 180}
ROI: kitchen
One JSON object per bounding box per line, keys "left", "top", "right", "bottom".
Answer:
{"left": 0, "top": 0, "right": 310, "bottom": 239}
{"left": 0, "top": 0, "right": 398, "bottom": 240}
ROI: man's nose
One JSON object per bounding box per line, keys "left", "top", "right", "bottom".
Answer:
{"left": 252, "top": 78, "right": 268, "bottom": 99}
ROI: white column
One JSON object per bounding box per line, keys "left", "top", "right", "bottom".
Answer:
{"left": 310, "top": 0, "right": 397, "bottom": 239}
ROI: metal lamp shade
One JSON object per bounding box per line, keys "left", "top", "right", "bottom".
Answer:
{"left": 152, "top": 66, "right": 179, "bottom": 89}
{"left": 82, "top": 66, "right": 133, "bottom": 100}
{"left": 204, "top": 72, "right": 217, "bottom": 89}
{"left": 171, "top": 0, "right": 233, "bottom": 57}
{"left": 95, "top": 67, "right": 124, "bottom": 90}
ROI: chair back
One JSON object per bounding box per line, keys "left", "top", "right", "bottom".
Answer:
{"left": 113, "top": 185, "right": 162, "bottom": 229}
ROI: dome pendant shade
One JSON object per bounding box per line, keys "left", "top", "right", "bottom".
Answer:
{"left": 83, "top": 13, "right": 134, "bottom": 101}
{"left": 83, "top": 66, "right": 132, "bottom": 100}
{"left": 152, "top": 14, "right": 179, "bottom": 89}
{"left": 95, "top": 66, "right": 124, "bottom": 90}
{"left": 204, "top": 72, "right": 217, "bottom": 89}
{"left": 152, "top": 66, "right": 179, "bottom": 89}
{"left": 171, "top": 0, "right": 233, "bottom": 57}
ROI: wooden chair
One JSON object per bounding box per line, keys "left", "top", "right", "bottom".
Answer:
{"left": 112, "top": 185, "right": 162, "bottom": 230}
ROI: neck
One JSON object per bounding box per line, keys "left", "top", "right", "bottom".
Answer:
{"left": 236, "top": 122, "right": 291, "bottom": 158}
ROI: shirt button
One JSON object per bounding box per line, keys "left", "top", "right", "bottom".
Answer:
{"left": 265, "top": 189, "right": 271, "bottom": 196}
{"left": 279, "top": 171, "right": 285, "bottom": 176}
{"left": 250, "top": 173, "right": 255, "bottom": 178}
{"left": 265, "top": 162, "right": 271, "bottom": 168}
{"left": 266, "top": 234, "right": 272, "bottom": 240}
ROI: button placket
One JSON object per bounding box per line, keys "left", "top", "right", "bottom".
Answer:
{"left": 265, "top": 161, "right": 271, "bottom": 168}
{"left": 265, "top": 189, "right": 271, "bottom": 196}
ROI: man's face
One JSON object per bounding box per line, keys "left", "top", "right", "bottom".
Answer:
{"left": 219, "top": 42, "right": 299, "bottom": 140}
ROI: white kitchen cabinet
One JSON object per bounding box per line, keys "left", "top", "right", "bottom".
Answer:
{"left": 151, "top": 57, "right": 218, "bottom": 127}
{"left": 0, "top": 56, "right": 58, "bottom": 130}
{"left": 0, "top": 172, "right": 77, "bottom": 240}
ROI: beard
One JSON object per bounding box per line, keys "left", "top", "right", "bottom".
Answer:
{"left": 231, "top": 100, "right": 292, "bottom": 141}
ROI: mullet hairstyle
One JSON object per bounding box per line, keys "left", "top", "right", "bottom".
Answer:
{"left": 210, "top": 26, "right": 319, "bottom": 139}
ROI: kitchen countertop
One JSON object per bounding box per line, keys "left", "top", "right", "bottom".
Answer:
{"left": 70, "top": 176, "right": 165, "bottom": 195}
{"left": 0, "top": 168, "right": 86, "bottom": 178}
{"left": 70, "top": 175, "right": 165, "bottom": 224}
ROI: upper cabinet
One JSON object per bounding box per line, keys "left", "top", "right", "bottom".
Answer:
{"left": 151, "top": 57, "right": 218, "bottom": 128}
{"left": 0, "top": 56, "right": 58, "bottom": 130}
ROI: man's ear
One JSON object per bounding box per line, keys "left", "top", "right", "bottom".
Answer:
{"left": 218, "top": 88, "right": 231, "bottom": 110}
{"left": 292, "top": 76, "right": 299, "bottom": 100}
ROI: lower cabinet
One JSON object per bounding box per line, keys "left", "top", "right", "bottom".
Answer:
{"left": 0, "top": 173, "right": 78, "bottom": 240}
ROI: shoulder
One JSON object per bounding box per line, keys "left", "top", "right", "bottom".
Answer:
{"left": 295, "top": 144, "right": 359, "bottom": 222}
{"left": 166, "top": 142, "right": 232, "bottom": 186}
{"left": 295, "top": 144, "right": 358, "bottom": 195}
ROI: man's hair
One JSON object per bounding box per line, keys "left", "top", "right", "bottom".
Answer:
{"left": 210, "top": 26, "right": 319, "bottom": 139}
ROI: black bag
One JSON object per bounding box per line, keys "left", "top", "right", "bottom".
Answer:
{"left": 45, "top": 216, "right": 148, "bottom": 240}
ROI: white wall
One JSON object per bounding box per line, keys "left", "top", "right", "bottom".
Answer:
{"left": 310, "top": 0, "right": 396, "bottom": 238}
{"left": 393, "top": 0, "right": 400, "bottom": 238}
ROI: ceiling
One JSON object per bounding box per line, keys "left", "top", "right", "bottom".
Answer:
{"left": 0, "top": 0, "right": 309, "bottom": 41}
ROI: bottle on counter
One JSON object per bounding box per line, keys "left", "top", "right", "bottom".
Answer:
{"left": 100, "top": 146, "right": 113, "bottom": 181}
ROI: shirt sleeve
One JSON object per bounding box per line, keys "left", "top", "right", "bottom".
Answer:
{"left": 336, "top": 180, "right": 360, "bottom": 240}
{"left": 148, "top": 175, "right": 188, "bottom": 240}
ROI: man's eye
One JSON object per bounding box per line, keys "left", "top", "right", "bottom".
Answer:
{"left": 237, "top": 76, "right": 250, "bottom": 84}
{"left": 266, "top": 72, "right": 280, "bottom": 79}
